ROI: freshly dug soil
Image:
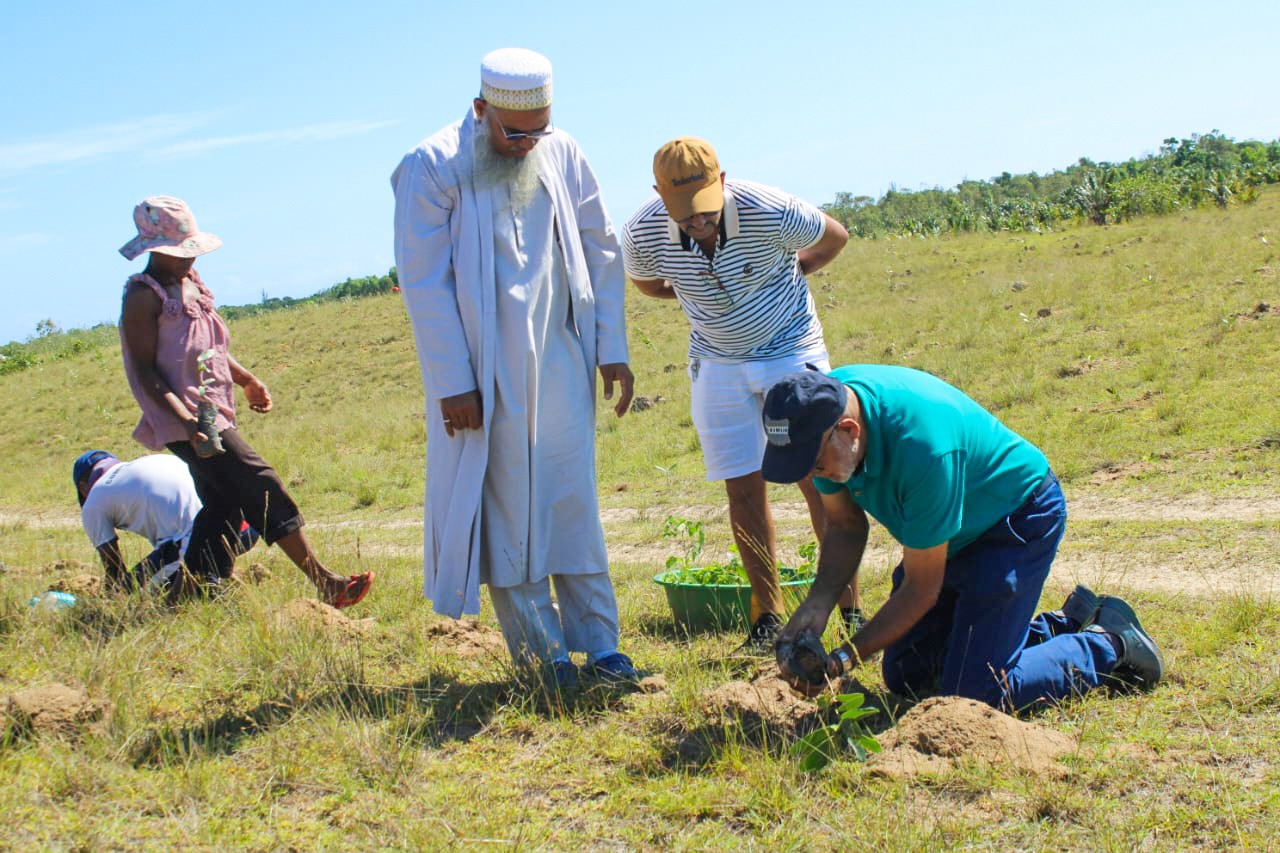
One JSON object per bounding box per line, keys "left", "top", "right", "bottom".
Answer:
{"left": 3, "top": 683, "right": 111, "bottom": 740}
{"left": 274, "top": 598, "right": 374, "bottom": 637}
{"left": 230, "top": 562, "right": 272, "bottom": 586}
{"left": 869, "top": 696, "right": 1077, "bottom": 779}
{"left": 425, "top": 618, "right": 507, "bottom": 658}
{"left": 700, "top": 667, "right": 821, "bottom": 736}
{"left": 50, "top": 574, "right": 103, "bottom": 597}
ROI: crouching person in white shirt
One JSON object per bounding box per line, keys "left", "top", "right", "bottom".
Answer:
{"left": 73, "top": 451, "right": 257, "bottom": 594}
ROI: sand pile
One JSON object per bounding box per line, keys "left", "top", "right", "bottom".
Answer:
{"left": 230, "top": 562, "right": 272, "bottom": 586}
{"left": 425, "top": 618, "right": 507, "bottom": 658}
{"left": 869, "top": 696, "right": 1077, "bottom": 779}
{"left": 700, "top": 668, "right": 820, "bottom": 736}
{"left": 3, "top": 683, "right": 111, "bottom": 740}
{"left": 50, "top": 574, "right": 104, "bottom": 597}
{"left": 274, "top": 598, "right": 374, "bottom": 637}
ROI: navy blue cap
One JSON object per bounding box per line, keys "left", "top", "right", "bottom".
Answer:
{"left": 73, "top": 450, "right": 115, "bottom": 506}
{"left": 760, "top": 370, "right": 847, "bottom": 484}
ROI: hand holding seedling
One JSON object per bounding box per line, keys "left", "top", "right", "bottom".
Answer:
{"left": 777, "top": 630, "right": 835, "bottom": 697}
{"left": 192, "top": 349, "right": 226, "bottom": 456}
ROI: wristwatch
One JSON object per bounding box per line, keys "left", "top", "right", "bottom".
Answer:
{"left": 831, "top": 646, "right": 854, "bottom": 675}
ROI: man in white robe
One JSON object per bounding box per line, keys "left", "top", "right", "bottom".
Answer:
{"left": 391, "top": 48, "right": 636, "bottom": 688}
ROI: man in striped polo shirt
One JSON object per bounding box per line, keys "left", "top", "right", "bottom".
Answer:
{"left": 622, "top": 137, "right": 860, "bottom": 652}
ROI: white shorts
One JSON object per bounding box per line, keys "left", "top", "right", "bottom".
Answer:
{"left": 690, "top": 350, "right": 830, "bottom": 481}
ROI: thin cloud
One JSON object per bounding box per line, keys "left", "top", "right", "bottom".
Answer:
{"left": 0, "top": 114, "right": 398, "bottom": 173}
{"left": 0, "top": 113, "right": 217, "bottom": 173}
{"left": 155, "top": 119, "right": 400, "bottom": 158}
{"left": 0, "top": 233, "right": 53, "bottom": 253}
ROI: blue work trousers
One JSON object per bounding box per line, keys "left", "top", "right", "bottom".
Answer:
{"left": 881, "top": 472, "right": 1118, "bottom": 712}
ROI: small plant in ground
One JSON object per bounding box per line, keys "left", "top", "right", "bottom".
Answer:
{"left": 793, "top": 691, "right": 881, "bottom": 772}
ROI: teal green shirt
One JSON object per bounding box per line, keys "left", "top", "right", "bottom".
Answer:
{"left": 813, "top": 365, "right": 1050, "bottom": 553}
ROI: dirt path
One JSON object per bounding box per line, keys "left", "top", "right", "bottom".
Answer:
{"left": 7, "top": 495, "right": 1279, "bottom": 597}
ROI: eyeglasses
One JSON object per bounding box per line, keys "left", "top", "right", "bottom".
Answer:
{"left": 700, "top": 268, "right": 734, "bottom": 311}
{"left": 493, "top": 118, "right": 555, "bottom": 141}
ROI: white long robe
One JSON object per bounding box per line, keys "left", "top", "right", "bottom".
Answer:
{"left": 391, "top": 110, "right": 629, "bottom": 618}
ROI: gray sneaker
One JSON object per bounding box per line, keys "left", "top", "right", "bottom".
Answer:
{"left": 1093, "top": 595, "right": 1164, "bottom": 688}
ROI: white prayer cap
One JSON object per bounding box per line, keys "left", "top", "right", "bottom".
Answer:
{"left": 480, "top": 48, "right": 553, "bottom": 110}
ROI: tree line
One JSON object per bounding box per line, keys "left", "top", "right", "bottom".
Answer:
{"left": 824, "top": 132, "right": 1280, "bottom": 238}
{"left": 0, "top": 270, "right": 400, "bottom": 375}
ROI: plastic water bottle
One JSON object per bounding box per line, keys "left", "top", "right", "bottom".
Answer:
{"left": 28, "top": 591, "right": 77, "bottom": 610}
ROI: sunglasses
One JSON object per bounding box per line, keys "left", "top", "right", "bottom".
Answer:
{"left": 493, "top": 118, "right": 555, "bottom": 142}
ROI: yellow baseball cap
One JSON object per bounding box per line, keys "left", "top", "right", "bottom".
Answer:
{"left": 653, "top": 137, "right": 724, "bottom": 221}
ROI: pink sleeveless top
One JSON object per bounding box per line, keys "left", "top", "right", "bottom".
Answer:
{"left": 121, "top": 269, "right": 237, "bottom": 451}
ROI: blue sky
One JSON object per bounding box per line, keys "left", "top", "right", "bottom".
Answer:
{"left": 2, "top": 0, "right": 1277, "bottom": 345}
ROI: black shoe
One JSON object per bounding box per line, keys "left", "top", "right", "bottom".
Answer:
{"left": 841, "top": 607, "right": 868, "bottom": 636}
{"left": 736, "top": 613, "right": 783, "bottom": 655}
{"left": 1060, "top": 584, "right": 1100, "bottom": 629}
{"left": 1092, "top": 595, "right": 1164, "bottom": 688}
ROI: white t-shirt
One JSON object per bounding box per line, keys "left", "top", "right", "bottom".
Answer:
{"left": 80, "top": 455, "right": 201, "bottom": 548}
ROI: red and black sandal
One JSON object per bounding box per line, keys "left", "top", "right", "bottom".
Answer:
{"left": 330, "top": 571, "right": 374, "bottom": 609}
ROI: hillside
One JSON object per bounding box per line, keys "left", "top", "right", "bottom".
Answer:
{"left": 2, "top": 187, "right": 1276, "bottom": 518}
{"left": 0, "top": 186, "right": 1277, "bottom": 851}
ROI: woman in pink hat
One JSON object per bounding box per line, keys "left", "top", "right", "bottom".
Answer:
{"left": 118, "top": 196, "right": 373, "bottom": 607}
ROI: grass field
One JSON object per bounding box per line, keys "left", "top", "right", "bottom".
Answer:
{"left": 0, "top": 190, "right": 1278, "bottom": 851}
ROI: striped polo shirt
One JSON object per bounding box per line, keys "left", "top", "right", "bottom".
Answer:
{"left": 622, "top": 179, "right": 827, "bottom": 361}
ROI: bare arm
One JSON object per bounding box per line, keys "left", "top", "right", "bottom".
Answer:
{"left": 797, "top": 213, "right": 849, "bottom": 275}
{"left": 96, "top": 538, "right": 129, "bottom": 590}
{"left": 779, "top": 488, "right": 870, "bottom": 644}
{"left": 226, "top": 353, "right": 272, "bottom": 413}
{"left": 630, "top": 277, "right": 678, "bottom": 300}
{"left": 843, "top": 542, "right": 947, "bottom": 664}
{"left": 120, "top": 286, "right": 202, "bottom": 439}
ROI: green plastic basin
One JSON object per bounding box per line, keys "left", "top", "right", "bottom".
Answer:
{"left": 653, "top": 569, "right": 814, "bottom": 633}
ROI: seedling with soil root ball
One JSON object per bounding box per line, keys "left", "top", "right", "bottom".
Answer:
{"left": 194, "top": 348, "right": 225, "bottom": 456}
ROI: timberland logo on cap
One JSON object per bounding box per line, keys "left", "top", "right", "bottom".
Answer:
{"left": 765, "top": 418, "right": 791, "bottom": 446}
{"left": 671, "top": 172, "right": 707, "bottom": 187}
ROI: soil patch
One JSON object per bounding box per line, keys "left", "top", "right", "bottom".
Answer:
{"left": 230, "top": 562, "right": 272, "bottom": 586}
{"left": 699, "top": 664, "right": 820, "bottom": 736}
{"left": 869, "top": 697, "right": 1076, "bottom": 780}
{"left": 48, "top": 559, "right": 95, "bottom": 574}
{"left": 274, "top": 598, "right": 374, "bottom": 638}
{"left": 425, "top": 618, "right": 507, "bottom": 659}
{"left": 50, "top": 573, "right": 103, "bottom": 597}
{"left": 3, "top": 683, "right": 111, "bottom": 741}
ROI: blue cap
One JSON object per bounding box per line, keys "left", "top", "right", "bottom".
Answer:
{"left": 72, "top": 450, "right": 115, "bottom": 506}
{"left": 760, "top": 370, "right": 847, "bottom": 484}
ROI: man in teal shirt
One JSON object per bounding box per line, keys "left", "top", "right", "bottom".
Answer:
{"left": 762, "top": 366, "right": 1163, "bottom": 710}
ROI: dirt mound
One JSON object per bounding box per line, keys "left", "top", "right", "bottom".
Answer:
{"left": 231, "top": 562, "right": 272, "bottom": 586}
{"left": 425, "top": 618, "right": 506, "bottom": 658}
{"left": 50, "top": 574, "right": 103, "bottom": 597}
{"left": 869, "top": 697, "right": 1076, "bottom": 780}
{"left": 700, "top": 667, "right": 820, "bottom": 736}
{"left": 3, "top": 683, "right": 111, "bottom": 740}
{"left": 48, "top": 559, "right": 95, "bottom": 574}
{"left": 274, "top": 598, "right": 374, "bottom": 637}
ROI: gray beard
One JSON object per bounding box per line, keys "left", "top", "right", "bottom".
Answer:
{"left": 472, "top": 116, "right": 544, "bottom": 214}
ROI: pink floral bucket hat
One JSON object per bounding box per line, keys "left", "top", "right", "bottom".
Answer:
{"left": 119, "top": 196, "right": 222, "bottom": 261}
